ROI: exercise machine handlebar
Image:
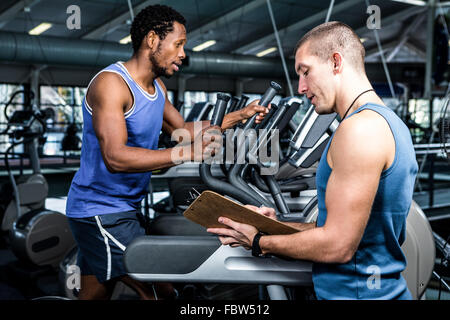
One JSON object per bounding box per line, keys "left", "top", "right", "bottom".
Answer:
{"left": 199, "top": 93, "right": 262, "bottom": 206}
{"left": 242, "top": 81, "right": 282, "bottom": 130}
{"left": 210, "top": 93, "right": 230, "bottom": 127}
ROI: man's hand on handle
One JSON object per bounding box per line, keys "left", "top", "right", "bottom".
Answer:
{"left": 192, "top": 125, "right": 223, "bottom": 162}
{"left": 239, "top": 100, "right": 271, "bottom": 124}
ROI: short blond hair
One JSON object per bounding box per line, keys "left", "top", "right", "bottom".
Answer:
{"left": 294, "top": 21, "right": 365, "bottom": 72}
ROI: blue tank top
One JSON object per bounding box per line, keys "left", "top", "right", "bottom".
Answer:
{"left": 313, "top": 103, "right": 418, "bottom": 300}
{"left": 66, "top": 61, "right": 165, "bottom": 218}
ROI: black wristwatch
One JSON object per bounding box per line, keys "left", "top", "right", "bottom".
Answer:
{"left": 251, "top": 232, "right": 265, "bottom": 257}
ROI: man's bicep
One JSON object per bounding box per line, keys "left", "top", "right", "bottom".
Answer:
{"left": 162, "top": 99, "right": 185, "bottom": 133}
{"left": 323, "top": 133, "right": 385, "bottom": 251}
{"left": 89, "top": 75, "right": 129, "bottom": 148}
{"left": 325, "top": 164, "right": 380, "bottom": 223}
{"left": 157, "top": 78, "right": 184, "bottom": 132}
{"left": 92, "top": 101, "right": 128, "bottom": 147}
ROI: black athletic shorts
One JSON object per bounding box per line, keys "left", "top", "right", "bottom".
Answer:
{"left": 68, "top": 210, "right": 146, "bottom": 283}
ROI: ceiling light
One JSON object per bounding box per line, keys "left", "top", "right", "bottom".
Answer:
{"left": 193, "top": 40, "right": 216, "bottom": 52}
{"left": 28, "top": 22, "right": 52, "bottom": 35}
{"left": 391, "top": 0, "right": 426, "bottom": 6}
{"left": 256, "top": 47, "right": 277, "bottom": 57}
{"left": 119, "top": 35, "right": 131, "bottom": 44}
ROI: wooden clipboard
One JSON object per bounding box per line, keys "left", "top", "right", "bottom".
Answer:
{"left": 183, "top": 190, "right": 300, "bottom": 235}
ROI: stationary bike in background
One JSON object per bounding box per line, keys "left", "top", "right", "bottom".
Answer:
{"left": 0, "top": 90, "right": 75, "bottom": 294}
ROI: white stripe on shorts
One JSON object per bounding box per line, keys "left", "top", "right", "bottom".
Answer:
{"left": 95, "top": 216, "right": 112, "bottom": 281}
{"left": 101, "top": 228, "right": 127, "bottom": 252}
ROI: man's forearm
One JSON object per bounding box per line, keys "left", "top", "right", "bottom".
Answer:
{"left": 221, "top": 110, "right": 245, "bottom": 130}
{"left": 283, "top": 221, "right": 316, "bottom": 232}
{"left": 258, "top": 227, "right": 348, "bottom": 263}
{"left": 183, "top": 110, "right": 245, "bottom": 133}
{"left": 102, "top": 144, "right": 190, "bottom": 173}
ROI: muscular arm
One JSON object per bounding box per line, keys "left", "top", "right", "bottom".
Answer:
{"left": 259, "top": 114, "right": 390, "bottom": 262}
{"left": 89, "top": 73, "right": 188, "bottom": 173}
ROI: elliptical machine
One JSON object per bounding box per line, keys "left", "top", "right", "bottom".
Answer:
{"left": 124, "top": 83, "right": 435, "bottom": 300}
{"left": 0, "top": 90, "right": 75, "bottom": 268}
{"left": 125, "top": 87, "right": 314, "bottom": 300}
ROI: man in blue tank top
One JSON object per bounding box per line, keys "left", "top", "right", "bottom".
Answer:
{"left": 66, "top": 5, "right": 269, "bottom": 300}
{"left": 208, "top": 22, "right": 418, "bottom": 299}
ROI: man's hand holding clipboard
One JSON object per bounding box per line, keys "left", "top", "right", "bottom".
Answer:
{"left": 183, "top": 191, "right": 301, "bottom": 254}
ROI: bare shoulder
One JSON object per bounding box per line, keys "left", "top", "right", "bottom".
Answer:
{"left": 87, "top": 71, "right": 131, "bottom": 109}
{"left": 335, "top": 109, "right": 392, "bottom": 147}
{"left": 330, "top": 109, "right": 394, "bottom": 169}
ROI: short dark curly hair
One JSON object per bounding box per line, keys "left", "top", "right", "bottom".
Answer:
{"left": 130, "top": 4, "right": 186, "bottom": 53}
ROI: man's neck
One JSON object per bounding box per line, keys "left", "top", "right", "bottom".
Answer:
{"left": 123, "top": 53, "right": 157, "bottom": 89}
{"left": 334, "top": 75, "right": 383, "bottom": 119}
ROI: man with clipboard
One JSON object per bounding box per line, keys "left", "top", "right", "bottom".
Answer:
{"left": 207, "top": 22, "right": 418, "bottom": 300}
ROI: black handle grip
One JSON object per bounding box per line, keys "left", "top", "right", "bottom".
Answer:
{"left": 255, "top": 103, "right": 279, "bottom": 131}
{"left": 226, "top": 96, "right": 239, "bottom": 114}
{"left": 210, "top": 93, "right": 230, "bottom": 127}
{"left": 242, "top": 81, "right": 282, "bottom": 130}
{"left": 236, "top": 95, "right": 249, "bottom": 111}
{"left": 259, "top": 81, "right": 282, "bottom": 107}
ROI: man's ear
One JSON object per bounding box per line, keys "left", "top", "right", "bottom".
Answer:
{"left": 332, "top": 52, "right": 343, "bottom": 74}
{"left": 145, "top": 31, "right": 158, "bottom": 51}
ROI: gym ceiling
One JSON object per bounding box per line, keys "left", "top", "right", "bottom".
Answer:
{"left": 0, "top": 0, "right": 443, "bottom": 90}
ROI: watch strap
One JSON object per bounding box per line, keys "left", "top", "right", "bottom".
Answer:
{"left": 251, "top": 232, "right": 265, "bottom": 257}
